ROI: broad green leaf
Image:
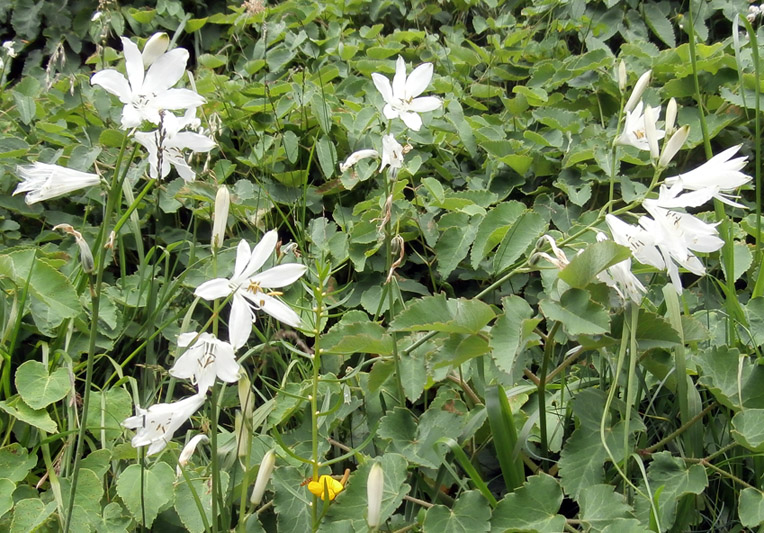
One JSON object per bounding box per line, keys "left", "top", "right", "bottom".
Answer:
{"left": 732, "top": 410, "right": 764, "bottom": 451}
{"left": 96, "top": 502, "right": 132, "bottom": 533}
{"left": 423, "top": 491, "right": 491, "bottom": 533}
{"left": 470, "top": 201, "right": 526, "bottom": 269}
{"left": 434, "top": 334, "right": 491, "bottom": 369}
{"left": 493, "top": 211, "right": 546, "bottom": 274}
{"left": 273, "top": 466, "right": 311, "bottom": 532}
{"left": 0, "top": 136, "right": 30, "bottom": 158}
{"left": 61, "top": 468, "right": 104, "bottom": 515}
{"left": 634, "top": 452, "right": 708, "bottom": 530}
{"left": 0, "top": 443, "right": 37, "bottom": 482}
{"left": 539, "top": 288, "right": 610, "bottom": 336}
{"left": 116, "top": 462, "right": 175, "bottom": 528}
{"left": 447, "top": 100, "right": 477, "bottom": 159}
{"left": 491, "top": 474, "right": 565, "bottom": 532}
{"left": 696, "top": 347, "right": 764, "bottom": 411}
{"left": 436, "top": 222, "right": 480, "bottom": 279}
{"left": 0, "top": 397, "right": 57, "bottom": 433}
{"left": 0, "top": 478, "right": 15, "bottom": 518}
{"left": 0, "top": 249, "right": 81, "bottom": 335}
{"left": 578, "top": 485, "right": 638, "bottom": 532}
{"left": 390, "top": 294, "right": 495, "bottom": 334}
{"left": 739, "top": 487, "right": 764, "bottom": 527}
{"left": 321, "top": 313, "right": 393, "bottom": 356}
{"left": 320, "top": 454, "right": 410, "bottom": 531}
{"left": 644, "top": 1, "right": 676, "bottom": 47}
{"left": 316, "top": 135, "right": 337, "bottom": 179}
{"left": 175, "top": 471, "right": 230, "bottom": 533}
{"left": 86, "top": 388, "right": 133, "bottom": 441}
{"left": 14, "top": 360, "right": 71, "bottom": 410}
{"left": 721, "top": 242, "right": 752, "bottom": 283}
{"left": 558, "top": 241, "right": 631, "bottom": 289}
{"left": 9, "top": 498, "right": 55, "bottom": 533}
{"left": 744, "top": 297, "right": 764, "bottom": 347}
{"left": 613, "top": 310, "right": 681, "bottom": 350}
{"left": 489, "top": 296, "right": 540, "bottom": 373}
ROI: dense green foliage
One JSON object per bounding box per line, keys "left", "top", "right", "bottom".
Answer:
{"left": 1, "top": 0, "right": 764, "bottom": 531}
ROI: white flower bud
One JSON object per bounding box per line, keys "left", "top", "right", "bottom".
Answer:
{"left": 211, "top": 185, "right": 230, "bottom": 251}
{"left": 142, "top": 32, "right": 170, "bottom": 68}
{"left": 624, "top": 69, "right": 651, "bottom": 113}
{"left": 658, "top": 125, "right": 690, "bottom": 169}
{"left": 176, "top": 434, "right": 209, "bottom": 476}
{"left": 664, "top": 97, "right": 677, "bottom": 136}
{"left": 617, "top": 60, "right": 627, "bottom": 92}
{"left": 250, "top": 450, "right": 277, "bottom": 506}
{"left": 367, "top": 462, "right": 384, "bottom": 528}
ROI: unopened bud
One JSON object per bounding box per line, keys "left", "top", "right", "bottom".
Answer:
{"left": 367, "top": 463, "right": 384, "bottom": 528}
{"left": 617, "top": 60, "right": 627, "bottom": 92}
{"left": 176, "top": 434, "right": 209, "bottom": 476}
{"left": 624, "top": 69, "right": 651, "bottom": 113}
{"left": 52, "top": 224, "right": 95, "bottom": 273}
{"left": 142, "top": 32, "right": 169, "bottom": 68}
{"left": 658, "top": 125, "right": 690, "bottom": 169}
{"left": 250, "top": 450, "right": 276, "bottom": 506}
{"left": 211, "top": 185, "right": 230, "bottom": 251}
{"left": 664, "top": 97, "right": 677, "bottom": 137}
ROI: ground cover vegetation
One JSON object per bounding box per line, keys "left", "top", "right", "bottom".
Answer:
{"left": 0, "top": 0, "right": 763, "bottom": 531}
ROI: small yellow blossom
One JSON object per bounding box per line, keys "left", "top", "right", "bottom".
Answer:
{"left": 308, "top": 475, "right": 344, "bottom": 501}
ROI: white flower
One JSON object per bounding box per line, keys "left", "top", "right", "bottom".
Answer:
{"left": 169, "top": 332, "right": 240, "bottom": 394}
{"left": 340, "top": 135, "right": 405, "bottom": 174}
{"left": 367, "top": 462, "right": 384, "bottom": 528}
{"left": 122, "top": 393, "right": 205, "bottom": 456}
{"left": 2, "top": 40, "right": 17, "bottom": 58}
{"left": 595, "top": 232, "right": 645, "bottom": 303}
{"left": 14, "top": 163, "right": 100, "bottom": 205}
{"left": 340, "top": 149, "right": 379, "bottom": 173}
{"left": 605, "top": 214, "right": 665, "bottom": 271}
{"left": 194, "top": 231, "right": 307, "bottom": 350}
{"left": 371, "top": 56, "right": 441, "bottom": 131}
{"left": 250, "top": 450, "right": 277, "bottom": 506}
{"left": 662, "top": 145, "right": 752, "bottom": 208}
{"left": 133, "top": 109, "right": 215, "bottom": 181}
{"left": 624, "top": 69, "right": 651, "bottom": 114}
{"left": 616, "top": 101, "right": 665, "bottom": 151}
{"left": 176, "top": 434, "right": 209, "bottom": 476}
{"left": 91, "top": 36, "right": 204, "bottom": 129}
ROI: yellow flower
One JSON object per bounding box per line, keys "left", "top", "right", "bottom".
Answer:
{"left": 308, "top": 475, "right": 344, "bottom": 501}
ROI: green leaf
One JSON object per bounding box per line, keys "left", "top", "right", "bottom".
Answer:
{"left": 61, "top": 468, "right": 104, "bottom": 515}
{"left": 9, "top": 498, "right": 55, "bottom": 533}
{"left": 558, "top": 241, "right": 631, "bottom": 289}
{"left": 578, "top": 485, "right": 638, "bottom": 532}
{"left": 390, "top": 294, "right": 495, "bottom": 335}
{"left": 436, "top": 222, "right": 480, "bottom": 279}
{"left": 491, "top": 474, "right": 565, "bottom": 532}
{"left": 470, "top": 201, "right": 526, "bottom": 269}
{"left": 423, "top": 491, "right": 491, "bottom": 533}
{"left": 175, "top": 471, "right": 230, "bottom": 533}
{"left": 0, "top": 249, "right": 81, "bottom": 335}
{"left": 539, "top": 289, "right": 610, "bottom": 336}
{"left": 316, "top": 135, "right": 337, "bottom": 179}
{"left": 283, "top": 130, "right": 299, "bottom": 164}
{"left": 116, "top": 462, "right": 175, "bottom": 528}
{"left": 492, "top": 211, "right": 546, "bottom": 274}
{"left": 0, "top": 478, "right": 15, "bottom": 518}
{"left": 732, "top": 410, "right": 764, "bottom": 451}
{"left": 744, "top": 297, "right": 764, "bottom": 347}
{"left": 0, "top": 397, "right": 57, "bottom": 433}
{"left": 14, "top": 360, "right": 71, "bottom": 410}
{"left": 273, "top": 466, "right": 311, "bottom": 532}
{"left": 86, "top": 387, "right": 133, "bottom": 441}
{"left": 486, "top": 385, "right": 525, "bottom": 492}
{"left": 739, "top": 487, "right": 764, "bottom": 527}
{"left": 644, "top": 2, "right": 676, "bottom": 47}
{"left": 322, "top": 317, "right": 393, "bottom": 356}
{"left": 446, "top": 100, "right": 477, "bottom": 159}
{"left": 696, "top": 346, "right": 764, "bottom": 411}
{"left": 490, "top": 296, "right": 540, "bottom": 373}
{"left": 0, "top": 443, "right": 37, "bottom": 482}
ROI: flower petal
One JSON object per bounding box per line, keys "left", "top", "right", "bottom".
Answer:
{"left": 120, "top": 104, "right": 144, "bottom": 129}
{"left": 407, "top": 96, "right": 441, "bottom": 113}
{"left": 91, "top": 70, "right": 132, "bottom": 102}
{"left": 120, "top": 37, "right": 144, "bottom": 93}
{"left": 195, "top": 278, "right": 231, "bottom": 300}
{"left": 251, "top": 263, "right": 307, "bottom": 288}
{"left": 382, "top": 104, "right": 399, "bottom": 120}
{"left": 371, "top": 73, "right": 394, "bottom": 104}
{"left": 239, "top": 230, "right": 278, "bottom": 280}
{"left": 229, "top": 294, "right": 254, "bottom": 350}
{"left": 153, "top": 88, "right": 206, "bottom": 111}
{"left": 172, "top": 132, "right": 216, "bottom": 152}
{"left": 142, "top": 48, "right": 189, "bottom": 95}
{"left": 257, "top": 293, "right": 301, "bottom": 328}
{"left": 234, "top": 240, "right": 252, "bottom": 280}
{"left": 405, "top": 62, "right": 433, "bottom": 99}
{"left": 392, "top": 56, "right": 407, "bottom": 98}
{"left": 400, "top": 111, "right": 423, "bottom": 131}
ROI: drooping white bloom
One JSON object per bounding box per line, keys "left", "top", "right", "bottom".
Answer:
{"left": 340, "top": 149, "right": 379, "bottom": 173}
{"left": 366, "top": 462, "right": 384, "bottom": 528}
{"left": 615, "top": 101, "right": 665, "bottom": 151}
{"left": 643, "top": 105, "right": 660, "bottom": 160}
{"left": 371, "top": 56, "right": 441, "bottom": 131}
{"left": 339, "top": 135, "right": 405, "bottom": 174}
{"left": 169, "top": 331, "right": 241, "bottom": 394}
{"left": 133, "top": 109, "right": 215, "bottom": 181}
{"left": 91, "top": 36, "right": 204, "bottom": 129}
{"left": 624, "top": 69, "right": 651, "bottom": 113}
{"left": 176, "top": 434, "right": 209, "bottom": 476}
{"left": 595, "top": 232, "right": 646, "bottom": 303}
{"left": 14, "top": 163, "right": 101, "bottom": 205}
{"left": 194, "top": 231, "right": 307, "bottom": 350}
{"left": 605, "top": 214, "right": 665, "bottom": 271}
{"left": 122, "top": 393, "right": 205, "bottom": 456}
{"left": 250, "top": 450, "right": 277, "bottom": 506}
{"left": 662, "top": 145, "right": 752, "bottom": 208}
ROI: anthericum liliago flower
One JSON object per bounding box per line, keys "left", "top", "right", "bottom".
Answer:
{"left": 371, "top": 56, "right": 441, "bottom": 131}
{"left": 169, "top": 331, "right": 240, "bottom": 394}
{"left": 194, "top": 231, "right": 307, "bottom": 350}
{"left": 340, "top": 134, "right": 405, "bottom": 174}
{"left": 122, "top": 393, "right": 205, "bottom": 456}
{"left": 14, "top": 162, "right": 101, "bottom": 205}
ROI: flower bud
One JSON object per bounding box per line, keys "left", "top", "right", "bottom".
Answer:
{"left": 142, "top": 32, "right": 169, "bottom": 68}
{"left": 176, "top": 434, "right": 209, "bottom": 477}
{"left": 211, "top": 185, "right": 230, "bottom": 251}
{"left": 643, "top": 105, "right": 660, "bottom": 161}
{"left": 366, "top": 463, "right": 384, "bottom": 528}
{"left": 658, "top": 125, "right": 690, "bottom": 169}
{"left": 664, "top": 97, "right": 678, "bottom": 137}
{"left": 52, "top": 224, "right": 95, "bottom": 274}
{"left": 624, "top": 69, "right": 651, "bottom": 113}
{"left": 617, "top": 60, "right": 627, "bottom": 92}
{"left": 250, "top": 450, "right": 276, "bottom": 506}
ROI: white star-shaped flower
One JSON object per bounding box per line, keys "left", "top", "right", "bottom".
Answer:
{"left": 169, "top": 332, "right": 240, "bottom": 394}
{"left": 371, "top": 56, "right": 441, "bottom": 131}
{"left": 122, "top": 393, "right": 205, "bottom": 456}
{"left": 339, "top": 135, "right": 405, "bottom": 174}
{"left": 615, "top": 101, "right": 665, "bottom": 151}
{"left": 194, "top": 231, "right": 307, "bottom": 350}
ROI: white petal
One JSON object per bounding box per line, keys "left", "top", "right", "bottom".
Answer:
{"left": 195, "top": 278, "right": 232, "bottom": 300}
{"left": 400, "top": 111, "right": 423, "bottom": 131}
{"left": 142, "top": 32, "right": 169, "bottom": 68}
{"left": 229, "top": 294, "right": 254, "bottom": 350}
{"left": 120, "top": 104, "right": 143, "bottom": 129}
{"left": 169, "top": 153, "right": 196, "bottom": 182}
{"left": 143, "top": 49, "right": 189, "bottom": 95}
{"left": 239, "top": 230, "right": 278, "bottom": 280}
{"left": 215, "top": 349, "right": 241, "bottom": 383}
{"left": 251, "top": 263, "right": 307, "bottom": 288}
{"left": 153, "top": 88, "right": 206, "bottom": 111}
{"left": 392, "top": 56, "right": 407, "bottom": 99}
{"left": 407, "top": 96, "right": 441, "bottom": 113}
{"left": 371, "top": 73, "right": 394, "bottom": 104}
{"left": 382, "top": 104, "right": 399, "bottom": 120}
{"left": 257, "top": 293, "right": 301, "bottom": 328}
{"left": 405, "top": 62, "right": 433, "bottom": 99}
{"left": 177, "top": 332, "right": 198, "bottom": 348}
{"left": 340, "top": 149, "right": 378, "bottom": 172}
{"left": 121, "top": 37, "right": 144, "bottom": 93}
{"left": 234, "top": 240, "right": 252, "bottom": 279}
{"left": 172, "top": 132, "right": 216, "bottom": 152}
{"left": 90, "top": 70, "right": 132, "bottom": 102}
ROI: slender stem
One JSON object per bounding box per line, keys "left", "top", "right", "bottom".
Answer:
{"left": 210, "top": 384, "right": 219, "bottom": 533}
{"left": 538, "top": 322, "right": 559, "bottom": 460}
{"left": 310, "top": 266, "right": 326, "bottom": 531}
{"left": 640, "top": 402, "right": 716, "bottom": 455}
{"left": 384, "top": 169, "right": 405, "bottom": 405}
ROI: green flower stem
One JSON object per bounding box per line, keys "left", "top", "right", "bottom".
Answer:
{"left": 384, "top": 169, "right": 405, "bottom": 406}
{"left": 210, "top": 253, "right": 220, "bottom": 532}
{"left": 64, "top": 132, "right": 132, "bottom": 533}
{"left": 538, "top": 321, "right": 560, "bottom": 461}
{"left": 311, "top": 264, "right": 327, "bottom": 532}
